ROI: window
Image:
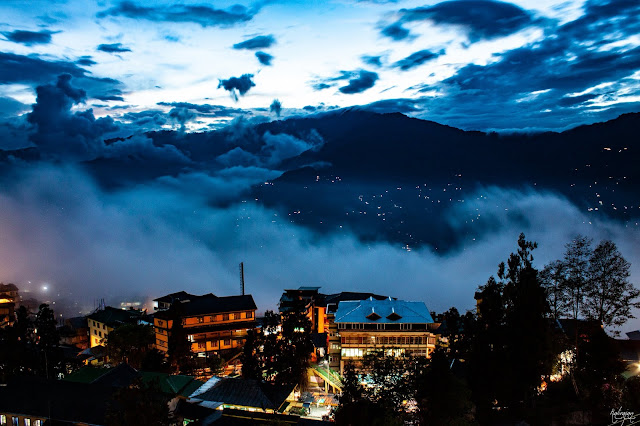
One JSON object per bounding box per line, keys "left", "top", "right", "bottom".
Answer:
{"left": 103, "top": 323, "right": 106, "bottom": 329}
{"left": 198, "top": 316, "right": 204, "bottom": 323}
{"left": 34, "top": 421, "right": 42, "bottom": 426}
{"left": 98, "top": 331, "right": 102, "bottom": 337}
{"left": 224, "top": 339, "right": 231, "bottom": 346}
{"left": 12, "top": 417, "right": 18, "bottom": 426}
{"left": 188, "top": 335, "right": 194, "bottom": 342}
{"left": 198, "top": 342, "right": 205, "bottom": 349}
{"left": 232, "top": 313, "right": 240, "bottom": 320}
{"left": 222, "top": 314, "right": 229, "bottom": 321}
{"left": 24, "top": 419, "right": 31, "bottom": 426}
{"left": 0, "top": 415, "right": 5, "bottom": 425}
{"left": 245, "top": 311, "right": 253, "bottom": 318}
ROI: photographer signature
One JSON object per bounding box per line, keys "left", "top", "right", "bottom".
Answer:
{"left": 610, "top": 408, "right": 640, "bottom": 426}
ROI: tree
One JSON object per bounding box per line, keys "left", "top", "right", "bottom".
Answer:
{"left": 562, "top": 235, "right": 593, "bottom": 321}
{"left": 416, "top": 350, "right": 475, "bottom": 426}
{"left": 584, "top": 240, "right": 640, "bottom": 333}
{"left": 166, "top": 304, "right": 195, "bottom": 375}
{"left": 277, "top": 301, "right": 314, "bottom": 388}
{"left": 35, "top": 304, "right": 58, "bottom": 350}
{"left": 540, "top": 260, "right": 569, "bottom": 320}
{"left": 105, "top": 323, "right": 155, "bottom": 369}
{"left": 105, "top": 377, "right": 170, "bottom": 426}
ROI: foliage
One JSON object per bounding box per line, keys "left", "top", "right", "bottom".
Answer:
{"left": 583, "top": 240, "right": 640, "bottom": 332}
{"left": 35, "top": 303, "right": 59, "bottom": 350}
{"left": 166, "top": 304, "right": 196, "bottom": 375}
{"left": 105, "top": 323, "right": 155, "bottom": 369}
{"left": 241, "top": 306, "right": 314, "bottom": 388}
{"left": 561, "top": 235, "right": 593, "bottom": 321}
{"left": 105, "top": 377, "right": 170, "bottom": 426}
{"left": 416, "top": 350, "right": 475, "bottom": 426}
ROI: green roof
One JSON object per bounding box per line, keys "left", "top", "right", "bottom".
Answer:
{"left": 63, "top": 366, "right": 112, "bottom": 383}
{"left": 139, "top": 372, "right": 204, "bottom": 396}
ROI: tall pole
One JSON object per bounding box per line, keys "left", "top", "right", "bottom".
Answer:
{"left": 239, "top": 262, "right": 245, "bottom": 295}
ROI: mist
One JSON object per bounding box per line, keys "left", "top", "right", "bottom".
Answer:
{"left": 1, "top": 163, "right": 638, "bottom": 333}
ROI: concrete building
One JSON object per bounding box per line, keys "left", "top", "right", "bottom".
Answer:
{"left": 87, "top": 306, "right": 146, "bottom": 348}
{"left": 334, "top": 297, "right": 438, "bottom": 373}
{"left": 153, "top": 293, "right": 257, "bottom": 357}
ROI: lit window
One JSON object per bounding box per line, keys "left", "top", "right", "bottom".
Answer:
{"left": 222, "top": 314, "right": 229, "bottom": 321}
{"left": 245, "top": 311, "right": 253, "bottom": 318}
{"left": 24, "top": 419, "right": 31, "bottom": 426}
{"left": 12, "top": 417, "right": 18, "bottom": 426}
{"left": 0, "top": 415, "right": 5, "bottom": 425}
{"left": 224, "top": 339, "right": 231, "bottom": 346}
{"left": 198, "top": 342, "right": 205, "bottom": 349}
{"left": 198, "top": 317, "right": 204, "bottom": 323}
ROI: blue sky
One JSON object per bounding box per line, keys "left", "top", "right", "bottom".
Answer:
{"left": 1, "top": 0, "right": 639, "bottom": 134}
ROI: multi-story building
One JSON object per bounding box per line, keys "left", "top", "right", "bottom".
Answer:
{"left": 87, "top": 306, "right": 146, "bottom": 348}
{"left": 334, "top": 297, "right": 438, "bottom": 373}
{"left": 153, "top": 293, "right": 257, "bottom": 357}
{"left": 0, "top": 283, "right": 18, "bottom": 327}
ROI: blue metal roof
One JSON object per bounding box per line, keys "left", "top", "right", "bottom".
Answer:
{"left": 334, "top": 297, "right": 433, "bottom": 324}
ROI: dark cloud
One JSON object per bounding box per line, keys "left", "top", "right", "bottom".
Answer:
{"left": 157, "top": 102, "right": 247, "bottom": 117}
{"left": 168, "top": 107, "right": 196, "bottom": 131}
{"left": 303, "top": 105, "right": 318, "bottom": 112}
{"left": 76, "top": 56, "right": 97, "bottom": 66}
{"left": 380, "top": 22, "right": 412, "bottom": 41}
{"left": 408, "top": 0, "right": 640, "bottom": 130}
{"left": 339, "top": 70, "right": 379, "bottom": 94}
{"left": 120, "top": 109, "right": 168, "bottom": 128}
{"left": 393, "top": 49, "right": 441, "bottom": 71}
{"left": 0, "top": 52, "right": 124, "bottom": 102}
{"left": 2, "top": 30, "right": 53, "bottom": 46}
{"left": 270, "top": 99, "right": 282, "bottom": 117}
{"left": 360, "top": 98, "right": 421, "bottom": 114}
{"left": 255, "top": 51, "right": 274, "bottom": 66}
{"left": 97, "top": 43, "right": 132, "bottom": 53}
{"left": 26, "top": 74, "right": 117, "bottom": 160}
{"left": 218, "top": 74, "right": 256, "bottom": 101}
{"left": 233, "top": 35, "right": 275, "bottom": 50}
{"left": 406, "top": 1, "right": 535, "bottom": 41}
{"left": 361, "top": 55, "right": 383, "bottom": 67}
{"left": 312, "top": 83, "right": 332, "bottom": 91}
{"left": 97, "top": 1, "right": 256, "bottom": 28}
{"left": 311, "top": 70, "right": 379, "bottom": 94}
{"left": 0, "top": 97, "right": 29, "bottom": 119}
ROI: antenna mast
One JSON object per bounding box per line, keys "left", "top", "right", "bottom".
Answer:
{"left": 239, "top": 262, "right": 245, "bottom": 295}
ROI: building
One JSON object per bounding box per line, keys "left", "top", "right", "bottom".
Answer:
{"left": 0, "top": 283, "right": 18, "bottom": 327}
{"left": 188, "top": 376, "right": 296, "bottom": 413}
{"left": 279, "top": 287, "right": 391, "bottom": 369}
{"left": 334, "top": 297, "right": 438, "bottom": 373}
{"left": 153, "top": 293, "right": 257, "bottom": 357}
{"left": 87, "top": 306, "right": 147, "bottom": 348}
{"left": 59, "top": 316, "right": 89, "bottom": 349}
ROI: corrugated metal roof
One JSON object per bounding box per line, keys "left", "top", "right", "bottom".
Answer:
{"left": 334, "top": 298, "right": 433, "bottom": 324}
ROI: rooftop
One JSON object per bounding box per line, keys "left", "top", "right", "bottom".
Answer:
{"left": 335, "top": 297, "right": 434, "bottom": 324}
{"left": 87, "top": 306, "right": 145, "bottom": 327}
{"left": 192, "top": 376, "right": 295, "bottom": 411}
{"left": 156, "top": 294, "right": 257, "bottom": 318}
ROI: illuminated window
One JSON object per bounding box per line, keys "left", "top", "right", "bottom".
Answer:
{"left": 12, "top": 417, "right": 18, "bottom": 426}
{"left": 198, "top": 317, "right": 204, "bottom": 323}
{"left": 232, "top": 313, "right": 241, "bottom": 320}
{"left": 224, "top": 339, "right": 231, "bottom": 346}
{"left": 0, "top": 415, "right": 5, "bottom": 425}
{"left": 34, "top": 421, "right": 42, "bottom": 426}
{"left": 222, "top": 314, "right": 229, "bottom": 321}
{"left": 245, "top": 311, "right": 253, "bottom": 318}
{"left": 24, "top": 419, "right": 31, "bottom": 426}
{"left": 198, "top": 342, "right": 205, "bottom": 349}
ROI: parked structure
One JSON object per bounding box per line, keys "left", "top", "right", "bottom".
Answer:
{"left": 153, "top": 292, "right": 257, "bottom": 357}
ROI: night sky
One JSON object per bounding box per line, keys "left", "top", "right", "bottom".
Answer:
{"left": 0, "top": 0, "right": 639, "bottom": 332}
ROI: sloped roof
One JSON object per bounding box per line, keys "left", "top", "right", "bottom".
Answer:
{"left": 154, "top": 290, "right": 197, "bottom": 304}
{"left": 627, "top": 330, "right": 640, "bottom": 341}
{"left": 156, "top": 294, "right": 257, "bottom": 319}
{"left": 194, "top": 377, "right": 294, "bottom": 410}
{"left": 87, "top": 306, "right": 144, "bottom": 327}
{"left": 0, "top": 376, "right": 115, "bottom": 424}
{"left": 335, "top": 298, "right": 433, "bottom": 324}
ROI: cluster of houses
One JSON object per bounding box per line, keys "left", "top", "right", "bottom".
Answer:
{"left": 0, "top": 285, "right": 442, "bottom": 425}
{"left": 2, "top": 283, "right": 639, "bottom": 425}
